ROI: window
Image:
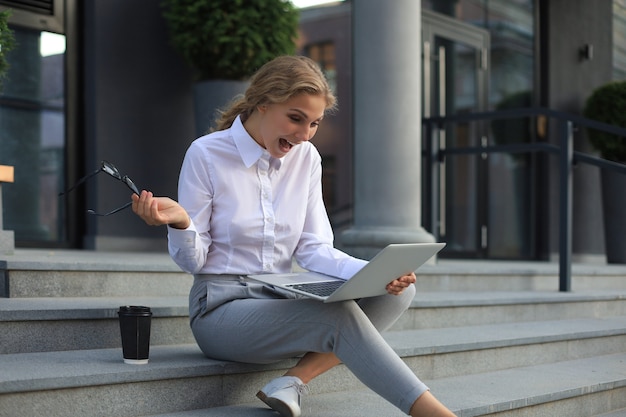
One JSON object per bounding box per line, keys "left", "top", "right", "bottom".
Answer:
{"left": 614, "top": 0, "right": 626, "bottom": 80}
{"left": 0, "top": 27, "right": 66, "bottom": 244}
{"left": 305, "top": 41, "right": 337, "bottom": 93}
{"left": 422, "top": 0, "right": 535, "bottom": 107}
{"left": 0, "top": 0, "right": 64, "bottom": 33}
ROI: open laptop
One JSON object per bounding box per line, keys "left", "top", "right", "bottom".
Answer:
{"left": 247, "top": 242, "right": 445, "bottom": 303}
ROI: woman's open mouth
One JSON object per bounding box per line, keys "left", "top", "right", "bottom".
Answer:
{"left": 279, "top": 138, "right": 296, "bottom": 153}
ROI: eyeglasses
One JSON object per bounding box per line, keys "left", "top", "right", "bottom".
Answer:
{"left": 59, "top": 160, "right": 140, "bottom": 216}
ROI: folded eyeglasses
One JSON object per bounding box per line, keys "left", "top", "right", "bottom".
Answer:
{"left": 59, "top": 160, "right": 140, "bottom": 216}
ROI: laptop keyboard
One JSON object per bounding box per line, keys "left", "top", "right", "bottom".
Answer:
{"left": 285, "top": 280, "right": 344, "bottom": 297}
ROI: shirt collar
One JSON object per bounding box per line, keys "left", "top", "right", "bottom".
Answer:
{"left": 232, "top": 115, "right": 282, "bottom": 171}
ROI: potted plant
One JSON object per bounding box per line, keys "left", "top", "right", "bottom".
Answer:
{"left": 0, "top": 9, "right": 16, "bottom": 88}
{"left": 583, "top": 80, "right": 626, "bottom": 263}
{"left": 491, "top": 90, "right": 532, "bottom": 148}
{"left": 583, "top": 81, "right": 626, "bottom": 163}
{"left": 161, "top": 0, "right": 299, "bottom": 135}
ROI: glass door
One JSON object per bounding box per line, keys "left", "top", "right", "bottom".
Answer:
{"left": 0, "top": 28, "right": 67, "bottom": 245}
{"left": 422, "top": 10, "right": 490, "bottom": 258}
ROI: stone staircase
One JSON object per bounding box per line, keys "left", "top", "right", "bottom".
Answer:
{"left": 1, "top": 250, "right": 626, "bottom": 417}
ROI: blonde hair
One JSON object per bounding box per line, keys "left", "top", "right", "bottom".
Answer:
{"left": 214, "top": 55, "right": 337, "bottom": 131}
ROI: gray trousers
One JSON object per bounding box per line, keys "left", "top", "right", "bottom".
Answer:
{"left": 189, "top": 275, "right": 429, "bottom": 414}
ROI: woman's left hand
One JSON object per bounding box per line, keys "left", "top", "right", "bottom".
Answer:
{"left": 385, "top": 272, "right": 416, "bottom": 295}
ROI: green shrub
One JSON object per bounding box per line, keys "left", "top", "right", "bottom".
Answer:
{"left": 583, "top": 81, "right": 626, "bottom": 163}
{"left": 491, "top": 90, "right": 532, "bottom": 146}
{"left": 161, "top": 0, "right": 299, "bottom": 81}
{"left": 0, "top": 9, "right": 16, "bottom": 88}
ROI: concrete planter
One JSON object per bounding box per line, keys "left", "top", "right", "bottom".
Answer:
{"left": 601, "top": 168, "right": 626, "bottom": 263}
{"left": 192, "top": 79, "right": 249, "bottom": 137}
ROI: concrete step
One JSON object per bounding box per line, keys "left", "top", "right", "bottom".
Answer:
{"left": 0, "top": 344, "right": 293, "bottom": 417}
{"left": 2, "top": 252, "right": 625, "bottom": 416}
{"left": 385, "top": 316, "right": 626, "bottom": 380}
{"left": 594, "top": 409, "right": 626, "bottom": 417}
{"left": 1, "top": 317, "right": 625, "bottom": 416}
{"left": 2, "top": 292, "right": 626, "bottom": 354}
{"left": 397, "top": 290, "right": 626, "bottom": 330}
{"left": 0, "top": 296, "right": 193, "bottom": 354}
{"left": 416, "top": 259, "right": 626, "bottom": 292}
{"left": 3, "top": 250, "right": 626, "bottom": 298}
{"left": 2, "top": 348, "right": 624, "bottom": 416}
{"left": 148, "top": 353, "right": 626, "bottom": 416}
{"left": 1, "top": 250, "right": 191, "bottom": 298}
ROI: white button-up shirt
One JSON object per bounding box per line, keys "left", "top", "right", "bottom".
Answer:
{"left": 167, "top": 115, "right": 366, "bottom": 279}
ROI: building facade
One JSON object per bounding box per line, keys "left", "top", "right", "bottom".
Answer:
{"left": 0, "top": 0, "right": 624, "bottom": 262}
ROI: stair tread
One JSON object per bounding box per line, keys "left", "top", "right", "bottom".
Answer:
{"left": 2, "top": 290, "right": 625, "bottom": 321}
{"left": 0, "top": 296, "right": 189, "bottom": 320}
{"left": 0, "top": 344, "right": 295, "bottom": 393}
{"left": 4, "top": 249, "right": 626, "bottom": 276}
{"left": 594, "top": 408, "right": 626, "bottom": 417}
{"left": 2, "top": 252, "right": 626, "bottom": 415}
{"left": 431, "top": 352, "right": 626, "bottom": 415}
{"left": 410, "top": 289, "right": 626, "bottom": 307}
{"left": 1, "top": 249, "right": 181, "bottom": 272}
{"left": 145, "top": 352, "right": 626, "bottom": 416}
{"left": 2, "top": 316, "right": 625, "bottom": 393}
{"left": 385, "top": 315, "right": 626, "bottom": 355}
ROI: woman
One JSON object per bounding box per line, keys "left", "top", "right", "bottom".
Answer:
{"left": 132, "top": 55, "right": 456, "bottom": 417}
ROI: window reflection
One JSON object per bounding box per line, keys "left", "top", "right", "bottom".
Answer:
{"left": 422, "top": 0, "right": 535, "bottom": 259}
{"left": 0, "top": 27, "right": 65, "bottom": 244}
{"left": 305, "top": 41, "right": 337, "bottom": 93}
{"left": 615, "top": 0, "right": 626, "bottom": 79}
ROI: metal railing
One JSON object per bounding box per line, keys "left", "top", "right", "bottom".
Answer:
{"left": 423, "top": 107, "right": 626, "bottom": 291}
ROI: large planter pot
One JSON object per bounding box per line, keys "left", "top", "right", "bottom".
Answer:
{"left": 601, "top": 168, "right": 626, "bottom": 263}
{"left": 193, "top": 79, "right": 249, "bottom": 137}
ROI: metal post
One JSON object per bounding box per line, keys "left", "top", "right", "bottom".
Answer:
{"left": 559, "top": 121, "right": 573, "bottom": 291}
{"left": 422, "top": 121, "right": 432, "bottom": 234}
{"left": 430, "top": 123, "right": 441, "bottom": 242}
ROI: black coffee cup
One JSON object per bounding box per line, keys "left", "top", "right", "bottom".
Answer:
{"left": 117, "top": 306, "right": 152, "bottom": 364}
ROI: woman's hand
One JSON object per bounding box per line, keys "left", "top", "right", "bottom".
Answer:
{"left": 131, "top": 190, "right": 190, "bottom": 229}
{"left": 385, "top": 272, "right": 416, "bottom": 295}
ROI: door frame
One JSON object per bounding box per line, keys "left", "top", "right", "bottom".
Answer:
{"left": 422, "top": 10, "right": 491, "bottom": 258}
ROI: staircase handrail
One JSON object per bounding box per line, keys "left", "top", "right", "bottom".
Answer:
{"left": 422, "top": 106, "right": 626, "bottom": 291}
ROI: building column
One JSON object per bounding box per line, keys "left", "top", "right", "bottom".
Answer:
{"left": 341, "top": 0, "right": 435, "bottom": 259}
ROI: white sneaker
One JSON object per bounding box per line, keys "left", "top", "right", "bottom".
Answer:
{"left": 256, "top": 376, "right": 309, "bottom": 417}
